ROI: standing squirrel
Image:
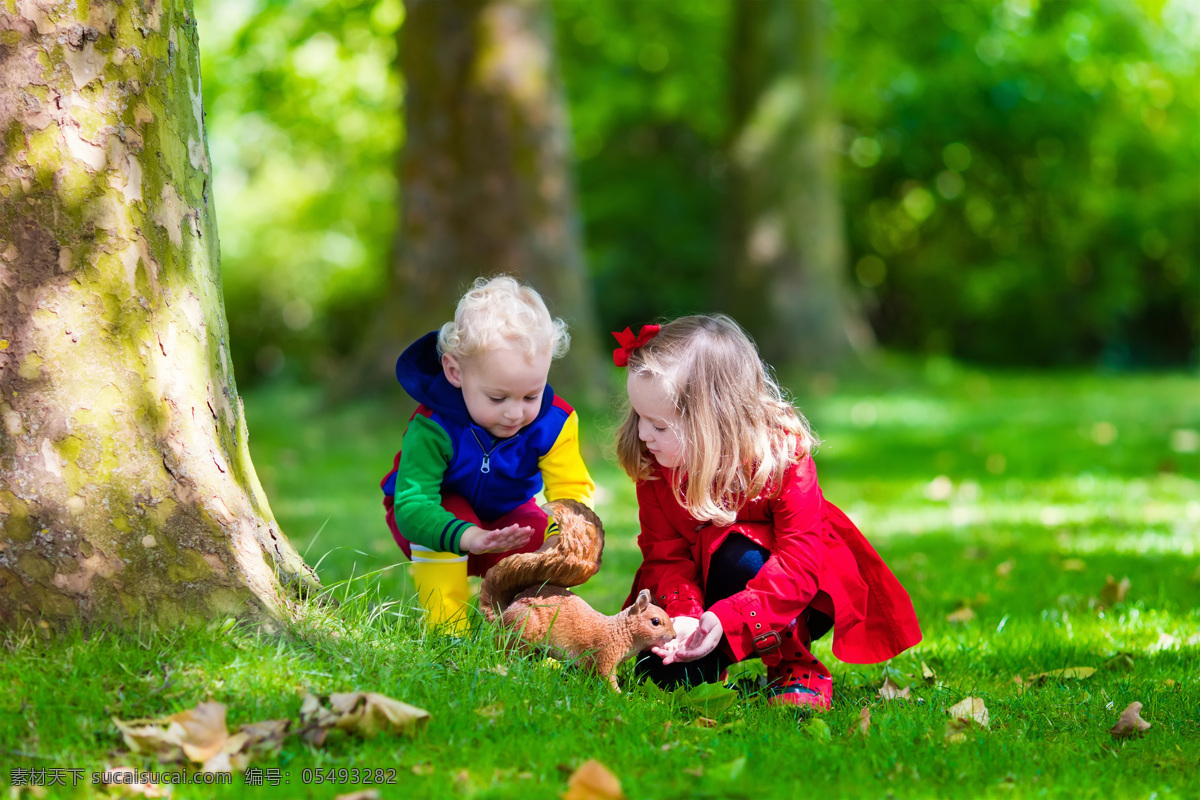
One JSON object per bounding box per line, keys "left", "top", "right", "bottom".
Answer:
{"left": 479, "top": 499, "right": 676, "bottom": 691}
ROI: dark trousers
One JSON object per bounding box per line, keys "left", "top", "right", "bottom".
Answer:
{"left": 633, "top": 534, "right": 770, "bottom": 689}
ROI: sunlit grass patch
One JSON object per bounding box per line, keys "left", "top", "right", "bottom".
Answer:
{"left": 4, "top": 363, "right": 1197, "bottom": 797}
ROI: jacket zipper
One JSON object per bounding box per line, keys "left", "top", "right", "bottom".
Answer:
{"left": 468, "top": 428, "right": 520, "bottom": 507}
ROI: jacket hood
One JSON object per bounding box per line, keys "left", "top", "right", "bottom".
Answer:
{"left": 396, "top": 332, "right": 472, "bottom": 424}
{"left": 396, "top": 331, "right": 558, "bottom": 432}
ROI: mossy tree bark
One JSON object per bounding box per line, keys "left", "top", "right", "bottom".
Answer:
{"left": 356, "top": 0, "right": 602, "bottom": 403}
{"left": 0, "top": 0, "right": 318, "bottom": 632}
{"left": 725, "top": 0, "right": 872, "bottom": 367}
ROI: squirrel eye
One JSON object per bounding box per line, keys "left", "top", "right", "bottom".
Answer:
{"left": 651, "top": 618, "right": 661, "bottom": 626}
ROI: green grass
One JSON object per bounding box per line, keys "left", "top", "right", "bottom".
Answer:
{"left": 4, "top": 358, "right": 1199, "bottom": 798}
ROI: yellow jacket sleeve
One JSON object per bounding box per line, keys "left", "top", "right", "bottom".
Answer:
{"left": 538, "top": 410, "right": 595, "bottom": 507}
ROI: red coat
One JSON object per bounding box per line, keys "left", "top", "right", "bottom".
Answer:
{"left": 626, "top": 458, "right": 922, "bottom": 664}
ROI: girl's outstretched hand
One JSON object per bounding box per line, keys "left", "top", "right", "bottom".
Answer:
{"left": 658, "top": 612, "right": 723, "bottom": 664}
{"left": 652, "top": 615, "right": 699, "bottom": 661}
{"left": 459, "top": 524, "right": 534, "bottom": 554}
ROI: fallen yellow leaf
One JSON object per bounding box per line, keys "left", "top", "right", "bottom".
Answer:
{"left": 1061, "top": 558, "right": 1086, "bottom": 571}
{"left": 945, "top": 696, "right": 990, "bottom": 742}
{"left": 921, "top": 661, "right": 937, "bottom": 685}
{"left": 561, "top": 760, "right": 625, "bottom": 800}
{"left": 994, "top": 560, "right": 1015, "bottom": 578}
{"left": 879, "top": 677, "right": 911, "bottom": 701}
{"left": 948, "top": 696, "right": 989, "bottom": 727}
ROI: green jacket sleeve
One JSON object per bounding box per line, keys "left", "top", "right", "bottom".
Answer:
{"left": 392, "top": 414, "right": 474, "bottom": 554}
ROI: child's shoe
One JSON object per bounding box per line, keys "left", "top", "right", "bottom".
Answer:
{"left": 764, "top": 619, "right": 833, "bottom": 710}
{"left": 765, "top": 679, "right": 832, "bottom": 710}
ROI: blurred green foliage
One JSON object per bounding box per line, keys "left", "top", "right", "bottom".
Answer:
{"left": 198, "top": 0, "right": 401, "bottom": 381}
{"left": 197, "top": 0, "right": 1198, "bottom": 382}
{"left": 833, "top": 0, "right": 1199, "bottom": 366}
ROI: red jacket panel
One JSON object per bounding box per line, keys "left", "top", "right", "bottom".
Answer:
{"left": 626, "top": 458, "right": 922, "bottom": 664}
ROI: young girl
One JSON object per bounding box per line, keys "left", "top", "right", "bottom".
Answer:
{"left": 614, "top": 315, "right": 921, "bottom": 710}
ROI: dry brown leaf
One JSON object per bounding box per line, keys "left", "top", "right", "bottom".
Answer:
{"left": 944, "top": 696, "right": 989, "bottom": 743}
{"left": 921, "top": 661, "right": 937, "bottom": 685}
{"left": 326, "top": 693, "right": 431, "bottom": 739}
{"left": 1101, "top": 652, "right": 1136, "bottom": 672}
{"left": 166, "top": 703, "right": 229, "bottom": 764}
{"left": 694, "top": 717, "right": 718, "bottom": 728}
{"left": 299, "top": 694, "right": 339, "bottom": 729}
{"left": 948, "top": 696, "right": 989, "bottom": 727}
{"left": 1061, "top": 558, "right": 1086, "bottom": 571}
{"left": 561, "top": 760, "right": 625, "bottom": 800}
{"left": 111, "top": 719, "right": 187, "bottom": 763}
{"left": 334, "top": 792, "right": 380, "bottom": 800}
{"left": 683, "top": 766, "right": 704, "bottom": 778}
{"left": 1109, "top": 701, "right": 1151, "bottom": 739}
{"left": 412, "top": 762, "right": 434, "bottom": 776}
{"left": 855, "top": 706, "right": 871, "bottom": 736}
{"left": 97, "top": 765, "right": 172, "bottom": 797}
{"left": 994, "top": 560, "right": 1015, "bottom": 578}
{"left": 879, "top": 677, "right": 911, "bottom": 701}
{"left": 1100, "top": 575, "right": 1131, "bottom": 606}
{"left": 945, "top": 607, "right": 976, "bottom": 624}
{"left": 1026, "top": 666, "right": 1096, "bottom": 685}
{"left": 489, "top": 665, "right": 510, "bottom": 677}
{"left": 113, "top": 701, "right": 244, "bottom": 771}
{"left": 235, "top": 719, "right": 289, "bottom": 755}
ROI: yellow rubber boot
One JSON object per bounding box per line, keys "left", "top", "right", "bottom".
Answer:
{"left": 409, "top": 545, "right": 470, "bottom": 634}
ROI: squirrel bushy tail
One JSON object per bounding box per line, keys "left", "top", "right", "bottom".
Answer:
{"left": 478, "top": 499, "right": 605, "bottom": 621}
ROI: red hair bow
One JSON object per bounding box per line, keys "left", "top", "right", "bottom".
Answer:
{"left": 611, "top": 325, "right": 660, "bottom": 367}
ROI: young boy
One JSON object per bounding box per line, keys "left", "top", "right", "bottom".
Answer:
{"left": 382, "top": 276, "right": 595, "bottom": 624}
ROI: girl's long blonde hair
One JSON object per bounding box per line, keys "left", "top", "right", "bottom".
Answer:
{"left": 616, "top": 315, "right": 817, "bottom": 526}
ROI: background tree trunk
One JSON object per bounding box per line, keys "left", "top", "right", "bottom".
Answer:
{"left": 724, "top": 0, "right": 872, "bottom": 367}
{"left": 354, "top": 0, "right": 602, "bottom": 404}
{"left": 0, "top": 0, "right": 317, "bottom": 632}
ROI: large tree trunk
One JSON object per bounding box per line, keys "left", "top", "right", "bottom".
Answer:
{"left": 0, "top": 0, "right": 318, "bottom": 632}
{"left": 354, "top": 0, "right": 602, "bottom": 403}
{"left": 726, "top": 0, "right": 872, "bottom": 366}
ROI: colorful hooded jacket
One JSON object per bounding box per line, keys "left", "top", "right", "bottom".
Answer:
{"left": 626, "top": 457, "right": 922, "bottom": 665}
{"left": 381, "top": 332, "right": 594, "bottom": 554}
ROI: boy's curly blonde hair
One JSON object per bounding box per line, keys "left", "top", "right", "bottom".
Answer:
{"left": 616, "top": 314, "right": 817, "bottom": 527}
{"left": 438, "top": 276, "right": 570, "bottom": 362}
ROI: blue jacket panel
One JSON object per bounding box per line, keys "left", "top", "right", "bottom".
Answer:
{"left": 393, "top": 331, "right": 571, "bottom": 520}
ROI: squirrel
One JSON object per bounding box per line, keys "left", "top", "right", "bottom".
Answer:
{"left": 479, "top": 499, "right": 676, "bottom": 692}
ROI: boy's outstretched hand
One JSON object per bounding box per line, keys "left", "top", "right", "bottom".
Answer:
{"left": 459, "top": 524, "right": 534, "bottom": 554}
{"left": 653, "top": 611, "right": 723, "bottom": 664}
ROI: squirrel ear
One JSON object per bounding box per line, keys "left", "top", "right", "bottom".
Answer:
{"left": 634, "top": 589, "right": 650, "bottom": 613}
